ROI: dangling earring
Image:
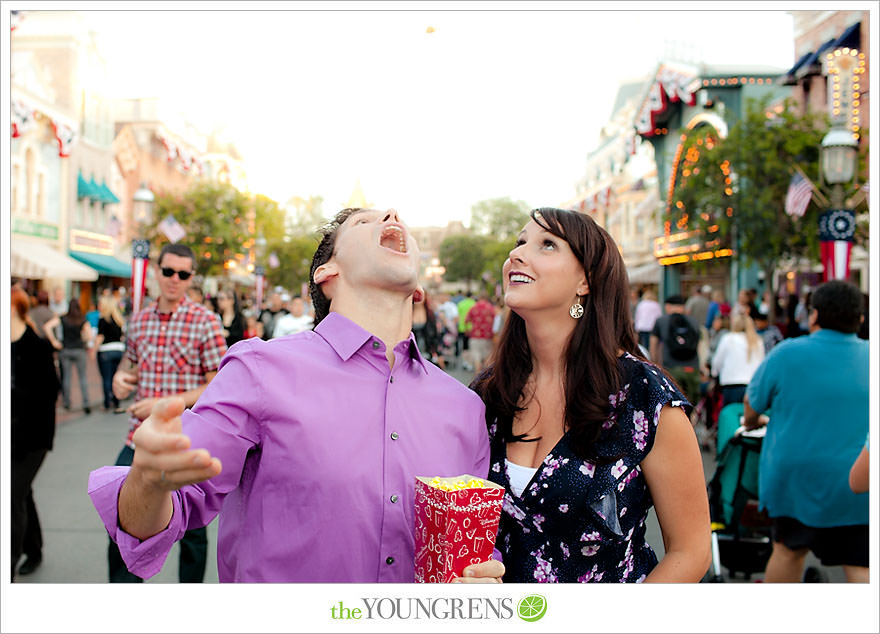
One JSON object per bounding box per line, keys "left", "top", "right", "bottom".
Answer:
{"left": 569, "top": 297, "right": 584, "bottom": 319}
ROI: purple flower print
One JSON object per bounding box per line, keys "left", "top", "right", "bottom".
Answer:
{"left": 491, "top": 461, "right": 501, "bottom": 473}
{"left": 632, "top": 410, "right": 648, "bottom": 451}
{"left": 654, "top": 402, "right": 664, "bottom": 426}
{"left": 502, "top": 494, "right": 526, "bottom": 521}
{"left": 561, "top": 542, "right": 570, "bottom": 559}
{"left": 531, "top": 548, "right": 558, "bottom": 583}
{"left": 581, "top": 544, "right": 600, "bottom": 557}
{"left": 533, "top": 514, "right": 546, "bottom": 533}
{"left": 577, "top": 564, "right": 604, "bottom": 582}
{"left": 611, "top": 459, "right": 627, "bottom": 479}
{"left": 579, "top": 462, "right": 596, "bottom": 478}
{"left": 559, "top": 503, "right": 569, "bottom": 513}
{"left": 580, "top": 530, "right": 602, "bottom": 542}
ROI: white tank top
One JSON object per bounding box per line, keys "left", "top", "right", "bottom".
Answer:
{"left": 505, "top": 459, "right": 538, "bottom": 498}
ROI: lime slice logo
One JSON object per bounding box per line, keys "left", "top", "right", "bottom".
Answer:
{"left": 517, "top": 594, "right": 547, "bottom": 622}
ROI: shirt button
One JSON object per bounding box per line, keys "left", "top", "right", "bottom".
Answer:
{"left": 386, "top": 556, "right": 395, "bottom": 565}
{"left": 372, "top": 341, "right": 380, "bottom": 349}
{"left": 390, "top": 495, "right": 399, "bottom": 503}
{"left": 390, "top": 432, "right": 399, "bottom": 440}
{"left": 390, "top": 376, "right": 394, "bottom": 383}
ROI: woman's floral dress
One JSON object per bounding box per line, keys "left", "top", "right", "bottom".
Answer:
{"left": 487, "top": 353, "right": 691, "bottom": 583}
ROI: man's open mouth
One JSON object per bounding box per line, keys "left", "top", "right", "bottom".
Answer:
{"left": 379, "top": 226, "right": 408, "bottom": 253}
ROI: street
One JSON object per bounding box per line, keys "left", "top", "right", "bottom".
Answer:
{"left": 16, "top": 360, "right": 843, "bottom": 584}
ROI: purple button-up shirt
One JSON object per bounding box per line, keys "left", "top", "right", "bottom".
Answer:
{"left": 88, "top": 312, "right": 489, "bottom": 582}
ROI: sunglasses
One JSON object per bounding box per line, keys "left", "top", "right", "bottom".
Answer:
{"left": 160, "top": 267, "right": 193, "bottom": 281}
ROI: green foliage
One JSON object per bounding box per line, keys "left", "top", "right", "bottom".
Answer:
{"left": 148, "top": 181, "right": 288, "bottom": 278}
{"left": 671, "top": 96, "right": 829, "bottom": 287}
{"left": 439, "top": 234, "right": 491, "bottom": 292}
{"left": 470, "top": 197, "right": 531, "bottom": 240}
{"left": 481, "top": 237, "right": 514, "bottom": 285}
{"left": 263, "top": 234, "right": 319, "bottom": 293}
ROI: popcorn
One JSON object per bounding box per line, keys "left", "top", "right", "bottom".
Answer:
{"left": 414, "top": 474, "right": 504, "bottom": 583}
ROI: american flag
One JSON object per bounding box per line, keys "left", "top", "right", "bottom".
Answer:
{"left": 158, "top": 214, "right": 186, "bottom": 243}
{"left": 784, "top": 173, "right": 813, "bottom": 218}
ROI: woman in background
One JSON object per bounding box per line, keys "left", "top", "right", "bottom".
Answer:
{"left": 94, "top": 296, "right": 126, "bottom": 412}
{"left": 711, "top": 312, "right": 764, "bottom": 407}
{"left": 217, "top": 290, "right": 245, "bottom": 348}
{"left": 59, "top": 299, "right": 94, "bottom": 414}
{"left": 11, "top": 287, "right": 60, "bottom": 580}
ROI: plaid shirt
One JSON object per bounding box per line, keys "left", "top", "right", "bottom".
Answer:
{"left": 125, "top": 297, "right": 227, "bottom": 445}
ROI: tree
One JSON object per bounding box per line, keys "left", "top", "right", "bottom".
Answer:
{"left": 671, "top": 96, "right": 832, "bottom": 322}
{"left": 148, "top": 181, "right": 287, "bottom": 278}
{"left": 263, "top": 234, "right": 319, "bottom": 293}
{"left": 439, "top": 234, "right": 490, "bottom": 293}
{"left": 470, "top": 197, "right": 530, "bottom": 240}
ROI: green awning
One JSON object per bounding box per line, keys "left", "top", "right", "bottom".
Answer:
{"left": 77, "top": 172, "right": 97, "bottom": 199}
{"left": 69, "top": 250, "right": 131, "bottom": 278}
{"left": 87, "top": 177, "right": 102, "bottom": 202}
{"left": 98, "top": 181, "right": 120, "bottom": 204}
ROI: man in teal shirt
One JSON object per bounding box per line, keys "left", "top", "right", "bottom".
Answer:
{"left": 744, "top": 280, "right": 868, "bottom": 583}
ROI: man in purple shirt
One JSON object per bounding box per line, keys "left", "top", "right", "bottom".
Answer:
{"left": 88, "top": 208, "right": 503, "bottom": 583}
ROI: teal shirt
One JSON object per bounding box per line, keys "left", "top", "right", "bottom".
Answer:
{"left": 746, "top": 329, "right": 869, "bottom": 527}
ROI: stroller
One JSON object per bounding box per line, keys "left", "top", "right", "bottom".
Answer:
{"left": 705, "top": 403, "right": 772, "bottom": 581}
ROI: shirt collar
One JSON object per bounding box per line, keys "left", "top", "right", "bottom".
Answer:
{"left": 314, "top": 311, "right": 429, "bottom": 374}
{"left": 810, "top": 328, "right": 859, "bottom": 341}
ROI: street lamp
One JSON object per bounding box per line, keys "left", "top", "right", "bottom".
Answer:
{"left": 133, "top": 182, "right": 155, "bottom": 224}
{"left": 819, "top": 129, "right": 858, "bottom": 280}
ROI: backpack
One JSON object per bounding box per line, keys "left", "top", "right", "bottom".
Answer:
{"left": 666, "top": 313, "right": 699, "bottom": 361}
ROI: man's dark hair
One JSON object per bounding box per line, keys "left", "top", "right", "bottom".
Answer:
{"left": 37, "top": 290, "right": 50, "bottom": 306}
{"left": 811, "top": 280, "right": 864, "bottom": 334}
{"left": 664, "top": 294, "right": 685, "bottom": 306}
{"left": 158, "top": 243, "right": 196, "bottom": 268}
{"left": 309, "top": 208, "right": 362, "bottom": 326}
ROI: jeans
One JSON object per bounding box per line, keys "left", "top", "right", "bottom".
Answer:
{"left": 108, "top": 445, "right": 207, "bottom": 583}
{"left": 97, "top": 349, "right": 123, "bottom": 409}
{"left": 60, "top": 348, "right": 89, "bottom": 409}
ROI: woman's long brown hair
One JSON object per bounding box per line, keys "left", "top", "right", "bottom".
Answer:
{"left": 471, "top": 208, "right": 643, "bottom": 462}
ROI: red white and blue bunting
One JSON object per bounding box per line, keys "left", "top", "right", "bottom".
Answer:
{"left": 159, "top": 134, "right": 205, "bottom": 175}
{"left": 635, "top": 64, "right": 697, "bottom": 137}
{"left": 11, "top": 95, "right": 78, "bottom": 157}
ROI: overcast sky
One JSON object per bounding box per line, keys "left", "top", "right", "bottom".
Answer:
{"left": 80, "top": 6, "right": 797, "bottom": 227}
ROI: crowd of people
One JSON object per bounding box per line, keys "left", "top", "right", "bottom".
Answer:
{"left": 10, "top": 205, "right": 870, "bottom": 586}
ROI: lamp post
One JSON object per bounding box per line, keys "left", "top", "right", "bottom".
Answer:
{"left": 819, "top": 129, "right": 858, "bottom": 281}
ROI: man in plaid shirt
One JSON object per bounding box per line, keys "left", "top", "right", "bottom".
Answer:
{"left": 108, "top": 243, "right": 227, "bottom": 583}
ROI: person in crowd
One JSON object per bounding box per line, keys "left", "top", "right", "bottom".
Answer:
{"left": 187, "top": 286, "right": 205, "bottom": 305}
{"left": 793, "top": 290, "right": 812, "bottom": 336}
{"left": 465, "top": 292, "right": 497, "bottom": 375}
{"left": 11, "top": 288, "right": 61, "bottom": 580}
{"left": 88, "top": 208, "right": 503, "bottom": 583}
{"left": 59, "top": 299, "right": 94, "bottom": 414}
{"left": 704, "top": 289, "right": 729, "bottom": 330}
{"left": 472, "top": 208, "right": 710, "bottom": 583}
{"left": 258, "top": 291, "right": 288, "bottom": 340}
{"left": 744, "top": 280, "right": 868, "bottom": 583}
{"left": 243, "top": 309, "right": 264, "bottom": 339}
{"left": 456, "top": 292, "right": 476, "bottom": 370}
{"left": 411, "top": 290, "right": 442, "bottom": 367}
{"left": 217, "top": 289, "right": 246, "bottom": 349}
{"left": 86, "top": 302, "right": 100, "bottom": 331}
{"left": 633, "top": 288, "right": 662, "bottom": 351}
{"left": 435, "top": 292, "right": 461, "bottom": 367}
{"left": 102, "top": 243, "right": 228, "bottom": 583}
{"left": 94, "top": 297, "right": 127, "bottom": 412}
{"left": 754, "top": 312, "right": 783, "bottom": 354}
{"left": 649, "top": 295, "right": 702, "bottom": 407}
{"left": 710, "top": 312, "right": 764, "bottom": 408}
{"left": 272, "top": 295, "right": 314, "bottom": 338}
{"left": 49, "top": 286, "right": 67, "bottom": 317}
{"left": 857, "top": 292, "right": 868, "bottom": 340}
{"left": 29, "top": 290, "right": 59, "bottom": 344}
{"left": 685, "top": 285, "right": 711, "bottom": 334}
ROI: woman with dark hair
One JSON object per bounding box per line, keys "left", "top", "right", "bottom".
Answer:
{"left": 11, "top": 287, "right": 60, "bottom": 579}
{"left": 471, "top": 208, "right": 710, "bottom": 583}
{"left": 216, "top": 289, "right": 245, "bottom": 348}
{"left": 60, "top": 298, "right": 94, "bottom": 414}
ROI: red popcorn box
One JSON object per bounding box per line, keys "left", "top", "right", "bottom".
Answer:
{"left": 414, "top": 474, "right": 505, "bottom": 583}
